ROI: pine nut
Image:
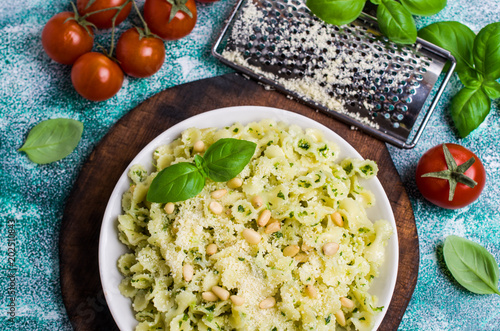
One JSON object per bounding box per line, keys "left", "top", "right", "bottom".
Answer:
{"left": 259, "top": 297, "right": 276, "bottom": 309}
{"left": 294, "top": 253, "right": 309, "bottom": 263}
{"left": 206, "top": 243, "right": 218, "bottom": 255}
{"left": 331, "top": 211, "right": 344, "bottom": 227}
{"left": 193, "top": 140, "right": 205, "bottom": 153}
{"left": 323, "top": 242, "right": 339, "bottom": 256}
{"left": 305, "top": 285, "right": 318, "bottom": 299}
{"left": 301, "top": 243, "right": 312, "bottom": 251}
{"left": 202, "top": 291, "right": 218, "bottom": 301}
{"left": 265, "top": 220, "right": 281, "bottom": 234}
{"left": 335, "top": 310, "right": 346, "bottom": 326}
{"left": 283, "top": 245, "right": 300, "bottom": 257}
{"left": 227, "top": 177, "right": 243, "bottom": 189}
{"left": 340, "top": 297, "right": 355, "bottom": 309}
{"left": 257, "top": 209, "right": 272, "bottom": 227}
{"left": 252, "top": 195, "right": 263, "bottom": 208}
{"left": 164, "top": 202, "right": 175, "bottom": 214}
{"left": 230, "top": 295, "right": 245, "bottom": 306}
{"left": 242, "top": 229, "right": 261, "bottom": 244}
{"left": 182, "top": 264, "right": 194, "bottom": 282}
{"left": 211, "top": 286, "right": 230, "bottom": 301}
{"left": 211, "top": 189, "right": 227, "bottom": 199}
{"left": 209, "top": 201, "right": 223, "bottom": 214}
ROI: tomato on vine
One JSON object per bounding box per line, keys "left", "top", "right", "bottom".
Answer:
{"left": 42, "top": 12, "right": 94, "bottom": 65}
{"left": 71, "top": 52, "right": 124, "bottom": 101}
{"left": 143, "top": 0, "right": 197, "bottom": 40}
{"left": 116, "top": 28, "right": 166, "bottom": 78}
{"left": 415, "top": 143, "right": 486, "bottom": 209}
{"left": 77, "top": 0, "right": 132, "bottom": 29}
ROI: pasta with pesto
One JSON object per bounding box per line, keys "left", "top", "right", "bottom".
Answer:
{"left": 117, "top": 120, "right": 392, "bottom": 331}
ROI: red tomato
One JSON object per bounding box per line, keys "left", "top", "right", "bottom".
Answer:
{"left": 116, "top": 28, "right": 166, "bottom": 78}
{"left": 71, "top": 52, "right": 124, "bottom": 101}
{"left": 415, "top": 143, "right": 486, "bottom": 209}
{"left": 143, "top": 0, "right": 197, "bottom": 40}
{"left": 77, "top": 0, "right": 132, "bottom": 29}
{"left": 42, "top": 12, "right": 94, "bottom": 65}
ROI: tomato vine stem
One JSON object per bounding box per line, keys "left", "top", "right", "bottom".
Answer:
{"left": 66, "top": 2, "right": 97, "bottom": 37}
{"left": 108, "top": 0, "right": 133, "bottom": 57}
{"left": 131, "top": 0, "right": 154, "bottom": 37}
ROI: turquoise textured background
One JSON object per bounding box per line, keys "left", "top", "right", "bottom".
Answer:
{"left": 0, "top": 0, "right": 499, "bottom": 330}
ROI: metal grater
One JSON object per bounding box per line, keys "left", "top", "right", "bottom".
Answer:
{"left": 212, "top": 0, "right": 456, "bottom": 148}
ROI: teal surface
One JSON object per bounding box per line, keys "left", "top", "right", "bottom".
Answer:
{"left": 0, "top": 0, "right": 499, "bottom": 330}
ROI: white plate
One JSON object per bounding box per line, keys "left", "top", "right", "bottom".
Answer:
{"left": 99, "top": 106, "right": 399, "bottom": 331}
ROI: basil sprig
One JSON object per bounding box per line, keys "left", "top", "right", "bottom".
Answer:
{"left": 18, "top": 118, "right": 83, "bottom": 164}
{"left": 306, "top": 0, "right": 446, "bottom": 44}
{"left": 147, "top": 138, "right": 257, "bottom": 203}
{"left": 419, "top": 22, "right": 500, "bottom": 137}
{"left": 444, "top": 235, "right": 500, "bottom": 295}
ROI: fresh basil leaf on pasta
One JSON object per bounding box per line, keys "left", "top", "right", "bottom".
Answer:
{"left": 204, "top": 138, "right": 257, "bottom": 182}
{"left": 147, "top": 162, "right": 205, "bottom": 203}
{"left": 194, "top": 154, "right": 208, "bottom": 178}
{"left": 18, "top": 118, "right": 83, "bottom": 164}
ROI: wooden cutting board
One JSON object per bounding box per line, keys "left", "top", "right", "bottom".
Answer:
{"left": 60, "top": 73, "right": 418, "bottom": 331}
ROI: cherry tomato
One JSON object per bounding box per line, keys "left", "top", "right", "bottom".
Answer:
{"left": 415, "top": 143, "right": 486, "bottom": 209}
{"left": 77, "top": 0, "right": 132, "bottom": 29}
{"left": 71, "top": 52, "right": 124, "bottom": 101}
{"left": 42, "top": 12, "right": 94, "bottom": 65}
{"left": 143, "top": 0, "right": 197, "bottom": 40}
{"left": 116, "top": 28, "right": 166, "bottom": 78}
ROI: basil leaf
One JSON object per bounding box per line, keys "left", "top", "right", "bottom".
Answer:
{"left": 18, "top": 118, "right": 83, "bottom": 164}
{"left": 482, "top": 80, "right": 500, "bottom": 99}
{"left": 443, "top": 235, "right": 500, "bottom": 295}
{"left": 418, "top": 21, "right": 476, "bottom": 74}
{"left": 204, "top": 138, "right": 257, "bottom": 182}
{"left": 473, "top": 22, "right": 500, "bottom": 81}
{"left": 457, "top": 69, "right": 483, "bottom": 89}
{"left": 194, "top": 154, "right": 208, "bottom": 178}
{"left": 377, "top": 0, "right": 417, "bottom": 44}
{"left": 306, "top": 0, "right": 366, "bottom": 26}
{"left": 147, "top": 162, "right": 205, "bottom": 203}
{"left": 400, "top": 0, "right": 446, "bottom": 16}
{"left": 450, "top": 87, "right": 490, "bottom": 138}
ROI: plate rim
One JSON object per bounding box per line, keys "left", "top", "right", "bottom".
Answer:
{"left": 98, "top": 105, "right": 399, "bottom": 331}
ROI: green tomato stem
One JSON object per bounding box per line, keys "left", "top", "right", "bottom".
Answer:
{"left": 421, "top": 144, "right": 478, "bottom": 201}
{"left": 166, "top": 0, "right": 193, "bottom": 23}
{"left": 108, "top": 0, "right": 132, "bottom": 56}
{"left": 131, "top": 0, "right": 152, "bottom": 36}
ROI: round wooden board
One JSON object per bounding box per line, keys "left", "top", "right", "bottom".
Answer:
{"left": 60, "top": 73, "right": 418, "bottom": 331}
